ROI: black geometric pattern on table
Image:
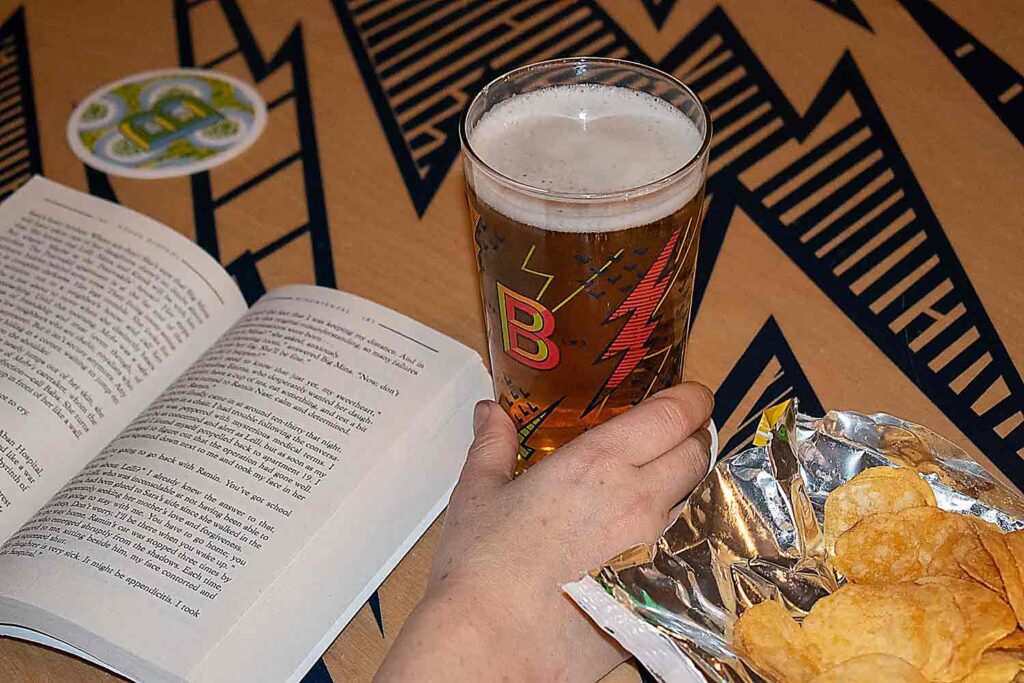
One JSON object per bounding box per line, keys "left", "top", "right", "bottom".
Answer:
{"left": 733, "top": 52, "right": 1024, "bottom": 489}
{"left": 174, "top": 0, "right": 336, "bottom": 305}
{"left": 332, "top": 2, "right": 1024, "bottom": 486}
{"left": 713, "top": 317, "right": 824, "bottom": 459}
{"left": 0, "top": 7, "right": 41, "bottom": 201}
{"left": 175, "top": 2, "right": 361, "bottom": 678}
{"left": 84, "top": 165, "right": 117, "bottom": 203}
{"left": 368, "top": 590, "right": 384, "bottom": 638}
{"left": 299, "top": 658, "right": 333, "bottom": 683}
{"left": 657, "top": 9, "right": 802, "bottom": 184}
{"left": 669, "top": 7, "right": 1023, "bottom": 488}
{"left": 897, "top": 0, "right": 1022, "bottom": 146}
{"left": 657, "top": 7, "right": 801, "bottom": 320}
{"left": 808, "top": 0, "right": 872, "bottom": 31}
{"left": 332, "top": 0, "right": 645, "bottom": 216}
{"left": 639, "top": 0, "right": 682, "bottom": 30}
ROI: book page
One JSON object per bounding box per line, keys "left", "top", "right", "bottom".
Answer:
{"left": 0, "top": 177, "right": 246, "bottom": 544}
{"left": 0, "top": 286, "right": 486, "bottom": 683}
{"left": 192, "top": 369, "right": 488, "bottom": 683}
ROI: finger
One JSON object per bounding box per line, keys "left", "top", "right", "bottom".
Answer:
{"left": 565, "top": 382, "right": 714, "bottom": 467}
{"left": 641, "top": 426, "right": 714, "bottom": 510}
{"left": 456, "top": 400, "right": 518, "bottom": 491}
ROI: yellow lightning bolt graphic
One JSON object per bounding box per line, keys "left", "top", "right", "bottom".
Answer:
{"left": 643, "top": 346, "right": 672, "bottom": 361}
{"left": 551, "top": 249, "right": 625, "bottom": 313}
{"left": 641, "top": 346, "right": 674, "bottom": 401}
{"left": 521, "top": 245, "right": 555, "bottom": 301}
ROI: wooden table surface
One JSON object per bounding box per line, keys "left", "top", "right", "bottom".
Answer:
{"left": 0, "top": 0, "right": 1021, "bottom": 681}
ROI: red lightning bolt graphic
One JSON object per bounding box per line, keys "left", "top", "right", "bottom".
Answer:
{"left": 583, "top": 228, "right": 682, "bottom": 415}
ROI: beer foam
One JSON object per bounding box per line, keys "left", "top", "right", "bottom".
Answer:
{"left": 468, "top": 84, "right": 704, "bottom": 232}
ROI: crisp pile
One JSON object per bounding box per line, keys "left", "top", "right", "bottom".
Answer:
{"left": 733, "top": 466, "right": 1024, "bottom": 682}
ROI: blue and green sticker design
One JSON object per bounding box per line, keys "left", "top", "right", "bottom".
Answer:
{"left": 67, "top": 68, "right": 267, "bottom": 179}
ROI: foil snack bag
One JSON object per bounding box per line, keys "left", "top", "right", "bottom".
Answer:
{"left": 564, "top": 401, "right": 1024, "bottom": 682}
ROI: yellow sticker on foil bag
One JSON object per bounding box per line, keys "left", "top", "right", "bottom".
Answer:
{"left": 753, "top": 399, "right": 793, "bottom": 447}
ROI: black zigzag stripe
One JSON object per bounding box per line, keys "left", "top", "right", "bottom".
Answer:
{"left": 652, "top": 12, "right": 1024, "bottom": 484}
{"left": 897, "top": 0, "right": 1022, "bottom": 146}
{"left": 737, "top": 52, "right": 1024, "bottom": 487}
{"left": 808, "top": 0, "right": 872, "bottom": 31}
{"left": 332, "top": 0, "right": 643, "bottom": 215}
{"left": 174, "top": 0, "right": 336, "bottom": 305}
{"left": 334, "top": 3, "right": 805, "bottom": 213}
{"left": 661, "top": 7, "right": 802, "bottom": 318}
{"left": 368, "top": 589, "right": 384, "bottom": 638}
{"left": 84, "top": 165, "right": 117, "bottom": 203}
{"left": 659, "top": 7, "right": 801, "bottom": 181}
{"left": 334, "top": 3, "right": 1024, "bottom": 484}
{"left": 656, "top": 6, "right": 799, "bottom": 315}
{"left": 639, "top": 0, "right": 681, "bottom": 30}
{"left": 171, "top": 4, "right": 364, "bottom": 672}
{"left": 299, "top": 658, "right": 333, "bottom": 683}
{"left": 0, "top": 7, "right": 41, "bottom": 201}
{"left": 713, "top": 317, "right": 824, "bottom": 459}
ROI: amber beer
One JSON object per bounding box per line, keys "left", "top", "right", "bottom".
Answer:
{"left": 460, "top": 58, "right": 711, "bottom": 473}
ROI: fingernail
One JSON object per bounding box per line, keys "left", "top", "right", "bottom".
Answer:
{"left": 473, "top": 401, "right": 489, "bottom": 433}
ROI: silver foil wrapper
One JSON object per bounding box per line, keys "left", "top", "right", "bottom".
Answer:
{"left": 564, "top": 402, "right": 1024, "bottom": 683}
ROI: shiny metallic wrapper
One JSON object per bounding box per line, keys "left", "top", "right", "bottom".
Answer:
{"left": 564, "top": 401, "right": 1024, "bottom": 683}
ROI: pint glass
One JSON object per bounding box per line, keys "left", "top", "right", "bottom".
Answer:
{"left": 460, "top": 58, "right": 711, "bottom": 473}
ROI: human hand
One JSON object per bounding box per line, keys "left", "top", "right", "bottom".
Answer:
{"left": 376, "top": 382, "right": 715, "bottom": 682}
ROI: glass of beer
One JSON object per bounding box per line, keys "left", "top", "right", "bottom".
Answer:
{"left": 460, "top": 57, "right": 711, "bottom": 474}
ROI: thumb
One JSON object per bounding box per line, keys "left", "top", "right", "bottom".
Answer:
{"left": 458, "top": 400, "right": 518, "bottom": 489}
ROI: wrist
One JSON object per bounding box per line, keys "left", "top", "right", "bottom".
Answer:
{"left": 417, "top": 584, "right": 519, "bottom": 653}
{"left": 377, "top": 585, "right": 529, "bottom": 681}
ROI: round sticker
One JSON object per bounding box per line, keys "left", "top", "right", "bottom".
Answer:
{"left": 67, "top": 68, "right": 267, "bottom": 179}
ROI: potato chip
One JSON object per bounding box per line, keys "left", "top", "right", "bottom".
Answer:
{"left": 916, "top": 577, "right": 1016, "bottom": 680}
{"left": 961, "top": 519, "right": 1008, "bottom": 595}
{"left": 957, "top": 651, "right": 1024, "bottom": 683}
{"left": 730, "top": 469, "right": 1023, "bottom": 683}
{"left": 929, "top": 534, "right": 976, "bottom": 581}
{"left": 991, "top": 632, "right": 1024, "bottom": 652}
{"left": 801, "top": 583, "right": 962, "bottom": 679}
{"left": 971, "top": 518, "right": 1008, "bottom": 534}
{"left": 899, "top": 582, "right": 972, "bottom": 682}
{"left": 733, "top": 600, "right": 819, "bottom": 683}
{"left": 823, "top": 466, "right": 936, "bottom": 555}
{"left": 808, "top": 654, "right": 926, "bottom": 682}
{"left": 1003, "top": 533, "right": 1024, "bottom": 586}
{"left": 979, "top": 528, "right": 1024, "bottom": 629}
{"left": 927, "top": 525, "right": 1006, "bottom": 595}
{"left": 832, "top": 506, "right": 967, "bottom": 584}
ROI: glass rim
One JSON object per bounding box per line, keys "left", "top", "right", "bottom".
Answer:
{"left": 459, "top": 56, "right": 712, "bottom": 203}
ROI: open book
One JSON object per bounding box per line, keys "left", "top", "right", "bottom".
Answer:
{"left": 0, "top": 177, "right": 491, "bottom": 682}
